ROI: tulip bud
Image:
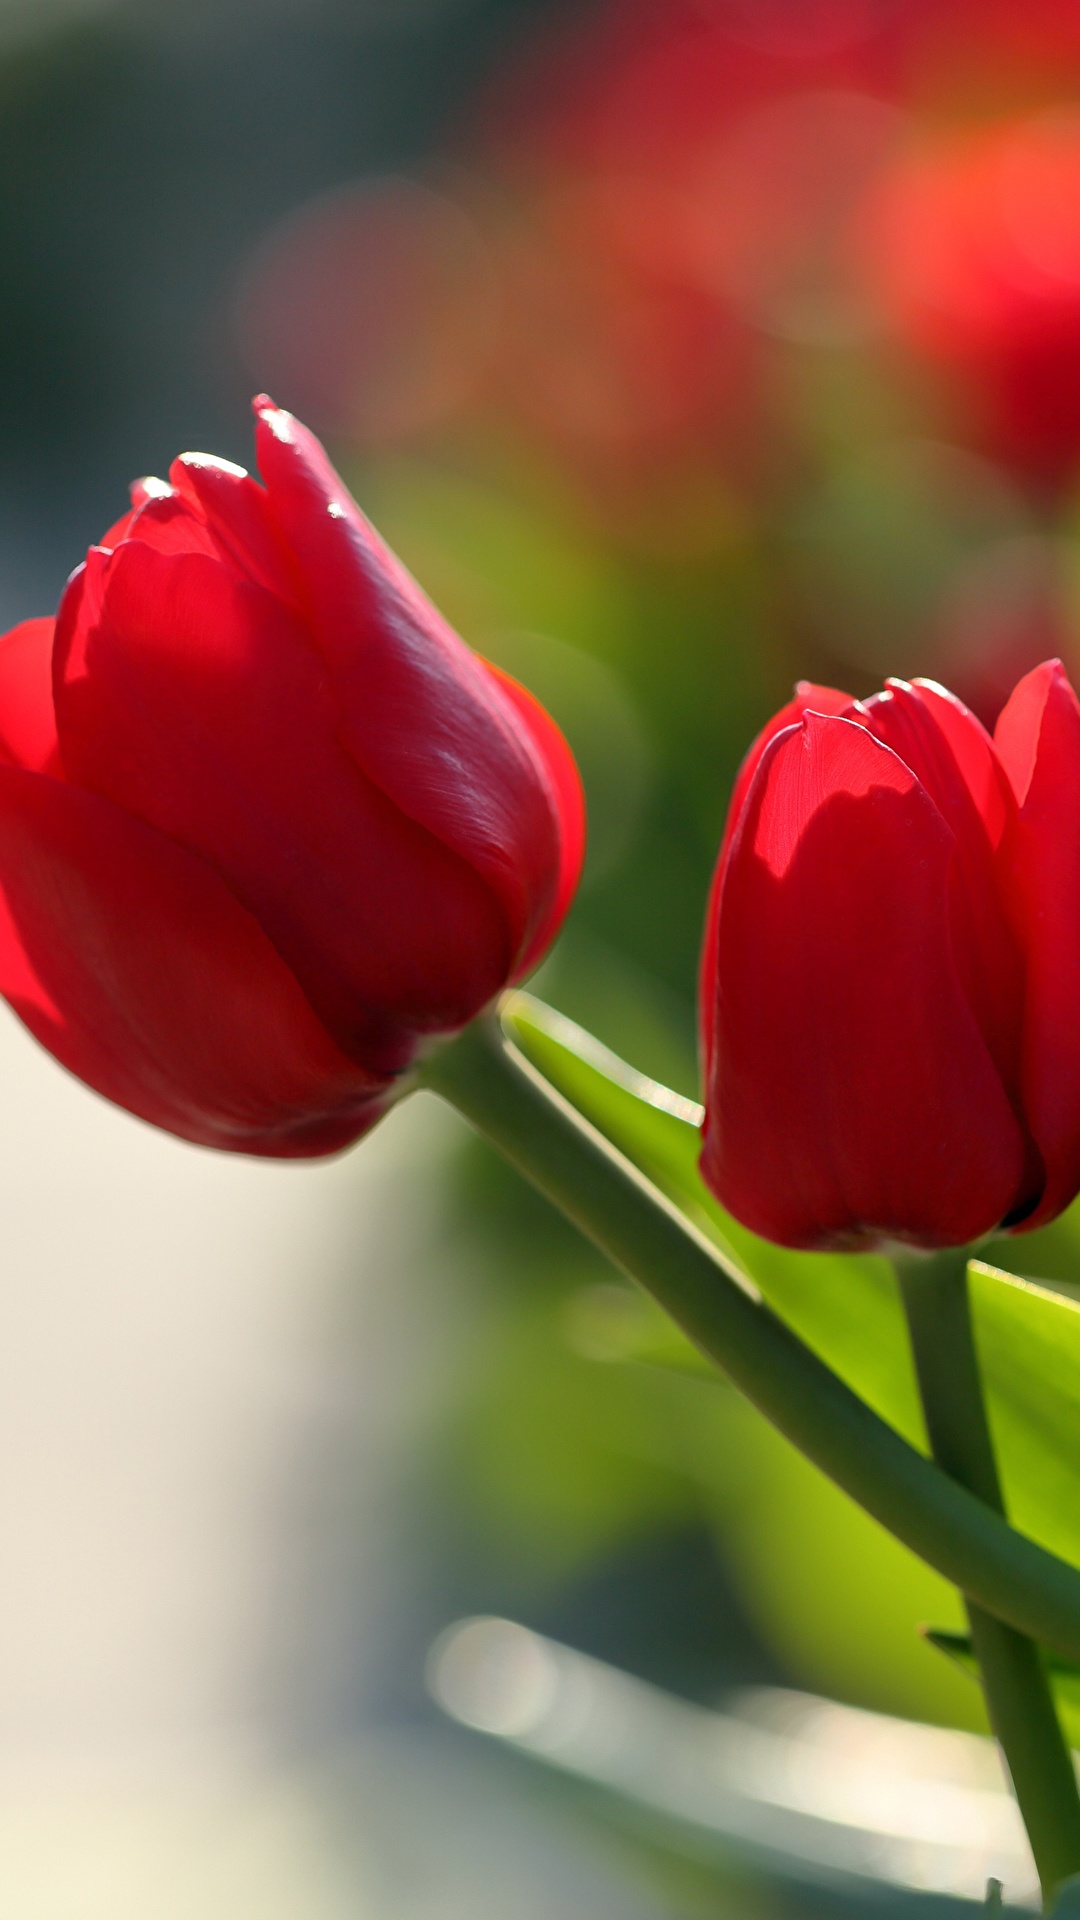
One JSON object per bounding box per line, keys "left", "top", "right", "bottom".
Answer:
{"left": 0, "top": 399, "right": 584, "bottom": 1155}
{"left": 699, "top": 664, "right": 1080, "bottom": 1250}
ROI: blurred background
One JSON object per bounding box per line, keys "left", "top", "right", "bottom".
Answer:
{"left": 8, "top": 0, "right": 1080, "bottom": 1911}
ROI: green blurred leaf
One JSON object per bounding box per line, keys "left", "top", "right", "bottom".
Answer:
{"left": 924, "top": 1626, "right": 1080, "bottom": 1746}
{"left": 353, "top": 459, "right": 631, "bottom": 662}
{"left": 441, "top": 1281, "right": 706, "bottom": 1585}
{"left": 1052, "top": 1874, "right": 1080, "bottom": 1916}
{"left": 561, "top": 1281, "right": 715, "bottom": 1374}
{"left": 924, "top": 1626, "right": 979, "bottom": 1672}
{"left": 783, "top": 440, "right": 1030, "bottom": 676}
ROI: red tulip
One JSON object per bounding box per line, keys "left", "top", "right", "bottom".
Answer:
{"left": 859, "top": 116, "right": 1080, "bottom": 495}
{"left": 0, "top": 399, "right": 584, "bottom": 1155}
{"left": 699, "top": 663, "right": 1080, "bottom": 1250}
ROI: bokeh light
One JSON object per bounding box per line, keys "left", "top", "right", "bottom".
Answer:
{"left": 234, "top": 177, "right": 500, "bottom": 447}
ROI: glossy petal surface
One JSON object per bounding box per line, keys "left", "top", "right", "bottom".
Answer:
{"left": 482, "top": 661, "right": 586, "bottom": 977}
{"left": 995, "top": 661, "right": 1080, "bottom": 1226}
{"left": 718, "top": 680, "right": 855, "bottom": 879}
{"left": 0, "top": 767, "right": 383, "bottom": 1156}
{"left": 53, "top": 541, "right": 511, "bottom": 1070}
{"left": 0, "top": 399, "right": 583, "bottom": 1158}
{"left": 701, "top": 713, "right": 1027, "bottom": 1249}
{"left": 700, "top": 682, "right": 853, "bottom": 1071}
{"left": 0, "top": 620, "right": 60, "bottom": 775}
{"left": 252, "top": 396, "right": 578, "bottom": 964}
{"left": 858, "top": 678, "right": 1026, "bottom": 1111}
{"left": 169, "top": 452, "right": 300, "bottom": 603}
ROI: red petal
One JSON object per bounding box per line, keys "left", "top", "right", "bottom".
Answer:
{"left": 106, "top": 458, "right": 298, "bottom": 608}
{"left": 994, "top": 660, "right": 1080, "bottom": 1228}
{"left": 700, "top": 682, "right": 854, "bottom": 1075}
{"left": 97, "top": 476, "right": 174, "bottom": 551}
{"left": 168, "top": 452, "right": 299, "bottom": 603}
{"left": 700, "top": 713, "right": 1027, "bottom": 1249}
{"left": 0, "top": 767, "right": 385, "bottom": 1157}
{"left": 908, "top": 678, "right": 1013, "bottom": 849}
{"left": 481, "top": 661, "right": 586, "bottom": 977}
{"left": 720, "top": 681, "right": 856, "bottom": 874}
{"left": 0, "top": 620, "right": 60, "bottom": 775}
{"left": 994, "top": 658, "right": 1058, "bottom": 807}
{"left": 860, "top": 678, "right": 1013, "bottom": 849}
{"left": 99, "top": 506, "right": 141, "bottom": 550}
{"left": 857, "top": 678, "right": 1026, "bottom": 1110}
{"left": 114, "top": 490, "right": 219, "bottom": 561}
{"left": 251, "top": 396, "right": 575, "bottom": 966}
{"left": 53, "top": 541, "right": 513, "bottom": 1070}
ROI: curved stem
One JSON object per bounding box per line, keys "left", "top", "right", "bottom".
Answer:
{"left": 420, "top": 1012, "right": 1080, "bottom": 1667}
{"left": 897, "top": 1250, "right": 1080, "bottom": 1908}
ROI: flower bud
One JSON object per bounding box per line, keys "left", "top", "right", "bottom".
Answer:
{"left": 0, "top": 399, "right": 584, "bottom": 1154}
{"left": 699, "top": 665, "right": 1080, "bottom": 1249}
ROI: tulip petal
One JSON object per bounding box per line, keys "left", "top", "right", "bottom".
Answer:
{"left": 701, "top": 712, "right": 1027, "bottom": 1249}
{"left": 482, "top": 661, "right": 586, "bottom": 976}
{"left": 169, "top": 452, "right": 300, "bottom": 604}
{"left": 0, "top": 766, "right": 386, "bottom": 1157}
{"left": 0, "top": 619, "right": 60, "bottom": 775}
{"left": 719, "top": 680, "right": 856, "bottom": 875}
{"left": 908, "top": 678, "right": 1013, "bottom": 848}
{"left": 860, "top": 678, "right": 1013, "bottom": 851}
{"left": 53, "top": 541, "right": 513, "bottom": 1070}
{"left": 97, "top": 478, "right": 174, "bottom": 551}
{"left": 858, "top": 678, "right": 1025, "bottom": 1107}
{"left": 994, "top": 660, "right": 1080, "bottom": 1228}
{"left": 251, "top": 396, "right": 575, "bottom": 964}
{"left": 700, "top": 683, "right": 854, "bottom": 1074}
{"left": 100, "top": 459, "right": 299, "bottom": 609}
{"left": 110, "top": 489, "right": 220, "bottom": 562}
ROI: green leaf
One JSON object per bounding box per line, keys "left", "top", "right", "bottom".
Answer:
{"left": 505, "top": 993, "right": 924, "bottom": 1443}
{"left": 505, "top": 995, "right": 1080, "bottom": 1586}
{"left": 925, "top": 1626, "right": 1080, "bottom": 1747}
{"left": 969, "top": 1262, "right": 1080, "bottom": 1578}
{"left": 924, "top": 1625, "right": 980, "bottom": 1673}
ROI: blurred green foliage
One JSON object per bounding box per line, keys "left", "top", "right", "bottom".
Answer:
{"left": 361, "top": 407, "right": 1080, "bottom": 1773}
{"left": 7, "top": 2, "right": 1080, "bottom": 1907}
{"left": 362, "top": 427, "right": 984, "bottom": 1734}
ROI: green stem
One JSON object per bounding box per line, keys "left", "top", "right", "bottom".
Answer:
{"left": 420, "top": 1012, "right": 1080, "bottom": 1669}
{"left": 897, "top": 1251, "right": 1080, "bottom": 1908}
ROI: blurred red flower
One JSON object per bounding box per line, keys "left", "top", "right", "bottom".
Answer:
{"left": 460, "top": 0, "right": 1080, "bottom": 509}
{"left": 700, "top": 664, "right": 1080, "bottom": 1248}
{"left": 860, "top": 114, "right": 1080, "bottom": 494}
{"left": 0, "top": 400, "right": 583, "bottom": 1156}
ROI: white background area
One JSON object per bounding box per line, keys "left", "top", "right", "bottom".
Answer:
{"left": 0, "top": 1005, "right": 664, "bottom": 1918}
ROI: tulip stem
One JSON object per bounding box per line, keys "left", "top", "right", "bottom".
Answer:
{"left": 420, "top": 1010, "right": 1080, "bottom": 1671}
{"left": 896, "top": 1250, "right": 1080, "bottom": 1909}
